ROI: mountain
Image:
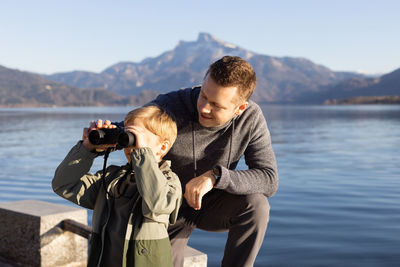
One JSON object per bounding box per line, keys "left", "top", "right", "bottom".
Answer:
{"left": 0, "top": 65, "right": 151, "bottom": 107}
{"left": 4, "top": 33, "right": 396, "bottom": 106}
{"left": 45, "top": 33, "right": 365, "bottom": 103}
{"left": 306, "top": 68, "right": 400, "bottom": 104}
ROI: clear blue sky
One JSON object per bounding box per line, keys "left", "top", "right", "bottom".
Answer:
{"left": 1, "top": 0, "right": 399, "bottom": 74}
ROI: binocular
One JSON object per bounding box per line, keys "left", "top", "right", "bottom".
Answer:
{"left": 88, "top": 127, "right": 136, "bottom": 148}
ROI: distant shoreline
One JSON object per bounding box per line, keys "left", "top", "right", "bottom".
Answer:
{"left": 324, "top": 95, "right": 400, "bottom": 105}
{"left": 0, "top": 103, "right": 136, "bottom": 108}
{"left": 1, "top": 96, "right": 400, "bottom": 108}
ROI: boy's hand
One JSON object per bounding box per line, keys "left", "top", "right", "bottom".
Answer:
{"left": 82, "top": 119, "right": 117, "bottom": 152}
{"left": 123, "top": 119, "right": 169, "bottom": 163}
{"left": 124, "top": 124, "right": 159, "bottom": 149}
{"left": 184, "top": 171, "right": 216, "bottom": 210}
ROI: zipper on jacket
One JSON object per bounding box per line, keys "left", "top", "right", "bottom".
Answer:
{"left": 97, "top": 190, "right": 113, "bottom": 267}
{"left": 122, "top": 195, "right": 141, "bottom": 267}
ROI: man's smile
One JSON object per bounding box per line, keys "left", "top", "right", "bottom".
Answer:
{"left": 200, "top": 113, "right": 212, "bottom": 120}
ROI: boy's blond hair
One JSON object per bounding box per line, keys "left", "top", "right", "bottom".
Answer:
{"left": 124, "top": 106, "right": 177, "bottom": 154}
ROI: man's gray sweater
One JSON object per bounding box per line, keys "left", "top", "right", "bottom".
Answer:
{"left": 150, "top": 86, "right": 278, "bottom": 197}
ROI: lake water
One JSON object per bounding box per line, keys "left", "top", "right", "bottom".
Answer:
{"left": 1, "top": 105, "right": 399, "bottom": 266}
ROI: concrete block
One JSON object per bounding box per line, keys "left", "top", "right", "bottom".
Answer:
{"left": 0, "top": 200, "right": 87, "bottom": 267}
{"left": 0, "top": 200, "right": 207, "bottom": 267}
{"left": 184, "top": 246, "right": 207, "bottom": 267}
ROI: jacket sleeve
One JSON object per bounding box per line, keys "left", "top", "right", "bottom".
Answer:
{"left": 130, "top": 148, "right": 182, "bottom": 225}
{"left": 52, "top": 141, "right": 104, "bottom": 209}
{"left": 214, "top": 107, "right": 279, "bottom": 197}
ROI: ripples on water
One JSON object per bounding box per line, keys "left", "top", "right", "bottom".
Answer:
{"left": 1, "top": 105, "right": 400, "bottom": 266}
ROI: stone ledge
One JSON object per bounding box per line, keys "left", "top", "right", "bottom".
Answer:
{"left": 184, "top": 246, "right": 207, "bottom": 267}
{"left": 0, "top": 200, "right": 87, "bottom": 267}
{"left": 0, "top": 200, "right": 207, "bottom": 267}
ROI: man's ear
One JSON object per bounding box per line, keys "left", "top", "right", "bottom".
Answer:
{"left": 235, "top": 101, "right": 248, "bottom": 116}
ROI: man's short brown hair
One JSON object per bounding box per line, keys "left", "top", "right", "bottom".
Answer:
{"left": 124, "top": 106, "right": 177, "bottom": 153}
{"left": 204, "top": 56, "right": 257, "bottom": 102}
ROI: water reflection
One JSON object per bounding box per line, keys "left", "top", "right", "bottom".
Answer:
{"left": 1, "top": 105, "right": 400, "bottom": 266}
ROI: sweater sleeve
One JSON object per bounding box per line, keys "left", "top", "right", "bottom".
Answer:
{"left": 214, "top": 107, "right": 279, "bottom": 197}
{"left": 130, "top": 148, "right": 182, "bottom": 225}
{"left": 52, "top": 141, "right": 104, "bottom": 209}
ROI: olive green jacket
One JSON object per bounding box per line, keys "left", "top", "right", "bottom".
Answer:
{"left": 52, "top": 142, "right": 182, "bottom": 267}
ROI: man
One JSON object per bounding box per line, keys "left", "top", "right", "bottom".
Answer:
{"left": 148, "top": 56, "right": 278, "bottom": 267}
{"left": 95, "top": 56, "right": 278, "bottom": 266}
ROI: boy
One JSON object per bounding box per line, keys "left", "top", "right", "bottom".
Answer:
{"left": 52, "top": 106, "right": 182, "bottom": 267}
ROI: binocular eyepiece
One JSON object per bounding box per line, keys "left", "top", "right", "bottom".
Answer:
{"left": 88, "top": 127, "right": 136, "bottom": 148}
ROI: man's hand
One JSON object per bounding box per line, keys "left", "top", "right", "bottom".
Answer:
{"left": 82, "top": 119, "right": 116, "bottom": 152}
{"left": 184, "top": 170, "right": 216, "bottom": 210}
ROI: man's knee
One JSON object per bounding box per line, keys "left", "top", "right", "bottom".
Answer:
{"left": 241, "top": 194, "right": 270, "bottom": 226}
